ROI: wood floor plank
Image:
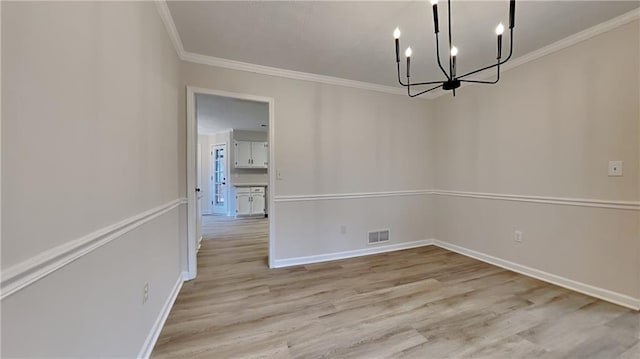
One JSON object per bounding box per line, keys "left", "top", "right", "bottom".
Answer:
{"left": 152, "top": 215, "right": 640, "bottom": 358}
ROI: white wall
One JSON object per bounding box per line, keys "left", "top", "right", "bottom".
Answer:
{"left": 432, "top": 21, "right": 640, "bottom": 300}
{"left": 1, "top": 2, "right": 182, "bottom": 357}
{"left": 180, "top": 63, "right": 436, "bottom": 261}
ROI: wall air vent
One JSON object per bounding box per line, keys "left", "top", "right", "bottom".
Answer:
{"left": 368, "top": 229, "right": 390, "bottom": 244}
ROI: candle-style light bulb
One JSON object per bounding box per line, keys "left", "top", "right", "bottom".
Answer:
{"left": 496, "top": 23, "right": 504, "bottom": 59}
{"left": 405, "top": 47, "right": 412, "bottom": 78}
{"left": 430, "top": 0, "right": 438, "bottom": 5}
{"left": 450, "top": 46, "right": 458, "bottom": 77}
{"left": 394, "top": 27, "right": 401, "bottom": 62}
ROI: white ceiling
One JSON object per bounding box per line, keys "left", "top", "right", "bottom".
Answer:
{"left": 197, "top": 94, "right": 269, "bottom": 134}
{"left": 167, "top": 1, "right": 639, "bottom": 87}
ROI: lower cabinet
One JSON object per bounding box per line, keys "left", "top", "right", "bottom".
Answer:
{"left": 235, "top": 186, "right": 265, "bottom": 217}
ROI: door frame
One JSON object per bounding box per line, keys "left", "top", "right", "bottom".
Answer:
{"left": 210, "top": 143, "right": 229, "bottom": 216}
{"left": 186, "top": 86, "right": 276, "bottom": 280}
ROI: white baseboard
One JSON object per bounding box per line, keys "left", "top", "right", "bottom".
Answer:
{"left": 432, "top": 240, "right": 640, "bottom": 311}
{"left": 181, "top": 270, "right": 195, "bottom": 282}
{"left": 137, "top": 275, "right": 184, "bottom": 359}
{"left": 272, "top": 239, "right": 434, "bottom": 268}
{"left": 197, "top": 235, "right": 203, "bottom": 252}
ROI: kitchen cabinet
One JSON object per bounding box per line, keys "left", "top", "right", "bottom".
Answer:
{"left": 235, "top": 141, "right": 268, "bottom": 168}
{"left": 234, "top": 186, "right": 266, "bottom": 217}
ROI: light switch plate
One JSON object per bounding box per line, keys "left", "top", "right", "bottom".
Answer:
{"left": 608, "top": 160, "right": 623, "bottom": 177}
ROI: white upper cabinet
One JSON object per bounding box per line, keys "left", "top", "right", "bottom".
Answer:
{"left": 234, "top": 141, "right": 268, "bottom": 168}
{"left": 235, "top": 141, "right": 252, "bottom": 168}
{"left": 251, "top": 142, "right": 268, "bottom": 168}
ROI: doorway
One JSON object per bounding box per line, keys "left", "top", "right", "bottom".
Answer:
{"left": 186, "top": 86, "right": 275, "bottom": 280}
{"left": 211, "top": 144, "right": 228, "bottom": 216}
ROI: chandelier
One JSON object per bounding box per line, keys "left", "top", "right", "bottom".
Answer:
{"left": 394, "top": 0, "right": 516, "bottom": 97}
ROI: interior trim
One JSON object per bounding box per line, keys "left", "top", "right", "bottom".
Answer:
{"left": 433, "top": 239, "right": 640, "bottom": 311}
{"left": 155, "top": 1, "right": 639, "bottom": 100}
{"left": 273, "top": 190, "right": 431, "bottom": 202}
{"left": 431, "top": 190, "right": 640, "bottom": 211}
{"left": 137, "top": 275, "right": 184, "bottom": 359}
{"left": 181, "top": 51, "right": 408, "bottom": 97}
{"left": 273, "top": 239, "right": 434, "bottom": 268}
{"left": 154, "top": 0, "right": 185, "bottom": 55}
{"left": 274, "top": 190, "right": 639, "bottom": 211}
{"left": 0, "top": 198, "right": 187, "bottom": 300}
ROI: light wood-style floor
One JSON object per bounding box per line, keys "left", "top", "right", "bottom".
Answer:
{"left": 152, "top": 215, "right": 639, "bottom": 358}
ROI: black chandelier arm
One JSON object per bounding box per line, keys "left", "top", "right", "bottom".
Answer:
{"left": 397, "top": 62, "right": 447, "bottom": 87}
{"left": 460, "top": 63, "right": 501, "bottom": 84}
{"left": 400, "top": 78, "right": 448, "bottom": 87}
{"left": 407, "top": 83, "right": 444, "bottom": 98}
{"left": 396, "top": 63, "right": 408, "bottom": 86}
{"left": 435, "top": 35, "right": 451, "bottom": 80}
{"left": 457, "top": 28, "right": 514, "bottom": 80}
{"left": 447, "top": 0, "right": 453, "bottom": 78}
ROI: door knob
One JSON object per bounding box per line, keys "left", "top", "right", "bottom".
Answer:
{"left": 195, "top": 188, "right": 201, "bottom": 192}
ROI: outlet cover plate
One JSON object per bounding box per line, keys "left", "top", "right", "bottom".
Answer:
{"left": 608, "top": 160, "right": 623, "bottom": 177}
{"left": 514, "top": 230, "right": 523, "bottom": 243}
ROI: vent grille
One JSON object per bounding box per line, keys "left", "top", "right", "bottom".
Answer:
{"left": 368, "top": 229, "right": 390, "bottom": 244}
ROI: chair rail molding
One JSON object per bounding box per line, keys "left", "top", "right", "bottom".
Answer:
{"left": 273, "top": 189, "right": 640, "bottom": 211}
{"left": 431, "top": 190, "right": 640, "bottom": 211}
{"left": 273, "top": 190, "right": 432, "bottom": 202}
{"left": 1, "top": 198, "right": 188, "bottom": 300}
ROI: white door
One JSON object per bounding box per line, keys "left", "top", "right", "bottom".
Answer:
{"left": 211, "top": 144, "right": 228, "bottom": 215}
{"left": 236, "top": 192, "right": 252, "bottom": 216}
{"left": 235, "top": 141, "right": 252, "bottom": 167}
{"left": 251, "top": 142, "right": 268, "bottom": 168}
{"left": 196, "top": 145, "right": 203, "bottom": 245}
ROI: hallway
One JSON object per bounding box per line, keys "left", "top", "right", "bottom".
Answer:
{"left": 201, "top": 215, "right": 269, "bottom": 242}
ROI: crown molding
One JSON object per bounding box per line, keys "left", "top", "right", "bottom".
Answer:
{"left": 426, "top": 7, "right": 640, "bottom": 99}
{"left": 154, "top": 0, "right": 419, "bottom": 98}
{"left": 155, "top": 1, "right": 639, "bottom": 101}
{"left": 181, "top": 51, "right": 409, "bottom": 98}
{"left": 154, "top": 0, "right": 185, "bottom": 56}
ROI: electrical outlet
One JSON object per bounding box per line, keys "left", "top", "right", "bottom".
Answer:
{"left": 608, "top": 160, "right": 623, "bottom": 177}
{"left": 340, "top": 225, "right": 347, "bottom": 234}
{"left": 514, "top": 230, "right": 523, "bottom": 243}
{"left": 143, "top": 282, "right": 149, "bottom": 304}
